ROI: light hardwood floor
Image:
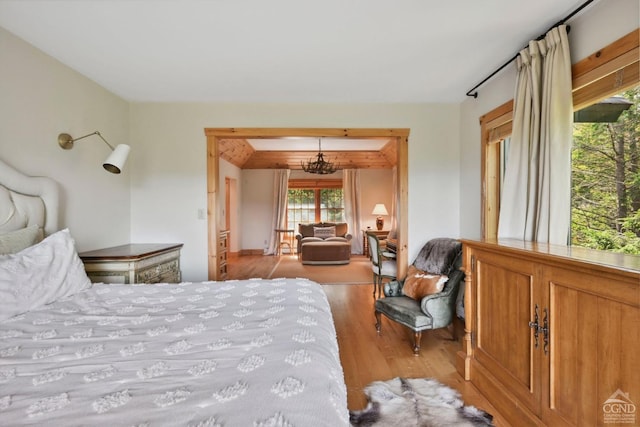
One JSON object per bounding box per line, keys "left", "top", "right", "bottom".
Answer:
{"left": 227, "top": 254, "right": 508, "bottom": 426}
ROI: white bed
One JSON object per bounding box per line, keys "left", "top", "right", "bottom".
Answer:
{"left": 0, "top": 159, "right": 349, "bottom": 426}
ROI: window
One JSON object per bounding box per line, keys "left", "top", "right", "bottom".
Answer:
{"left": 287, "top": 189, "right": 316, "bottom": 226}
{"left": 571, "top": 87, "right": 640, "bottom": 253}
{"left": 479, "top": 100, "right": 513, "bottom": 239}
{"left": 286, "top": 179, "right": 344, "bottom": 230}
{"left": 481, "top": 29, "right": 639, "bottom": 253}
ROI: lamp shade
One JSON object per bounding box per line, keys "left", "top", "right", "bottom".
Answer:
{"left": 103, "top": 144, "right": 130, "bottom": 174}
{"left": 371, "top": 204, "right": 388, "bottom": 216}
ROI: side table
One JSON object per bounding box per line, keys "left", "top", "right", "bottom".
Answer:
{"left": 79, "top": 243, "right": 183, "bottom": 284}
{"left": 275, "top": 228, "right": 295, "bottom": 256}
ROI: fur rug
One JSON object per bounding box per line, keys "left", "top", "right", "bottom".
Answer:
{"left": 350, "top": 378, "right": 494, "bottom": 427}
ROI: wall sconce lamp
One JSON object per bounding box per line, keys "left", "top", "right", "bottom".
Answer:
{"left": 371, "top": 203, "right": 388, "bottom": 231}
{"left": 58, "top": 131, "right": 130, "bottom": 174}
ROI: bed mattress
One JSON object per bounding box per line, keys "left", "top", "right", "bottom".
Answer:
{"left": 0, "top": 278, "right": 348, "bottom": 426}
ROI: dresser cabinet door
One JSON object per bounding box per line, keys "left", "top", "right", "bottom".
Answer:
{"left": 472, "top": 249, "right": 542, "bottom": 417}
{"left": 541, "top": 266, "right": 640, "bottom": 427}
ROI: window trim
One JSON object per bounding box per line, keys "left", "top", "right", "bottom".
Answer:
{"left": 288, "top": 179, "right": 342, "bottom": 189}
{"left": 481, "top": 29, "right": 640, "bottom": 240}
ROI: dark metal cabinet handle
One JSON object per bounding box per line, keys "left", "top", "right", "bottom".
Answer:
{"left": 541, "top": 308, "right": 549, "bottom": 355}
{"left": 529, "top": 304, "right": 540, "bottom": 349}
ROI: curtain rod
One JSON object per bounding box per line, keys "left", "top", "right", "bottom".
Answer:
{"left": 465, "top": 0, "right": 595, "bottom": 98}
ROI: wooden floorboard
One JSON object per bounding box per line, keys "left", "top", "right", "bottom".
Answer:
{"left": 227, "top": 255, "right": 509, "bottom": 426}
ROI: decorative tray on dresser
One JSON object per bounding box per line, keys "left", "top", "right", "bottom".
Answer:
{"left": 79, "top": 243, "right": 183, "bottom": 284}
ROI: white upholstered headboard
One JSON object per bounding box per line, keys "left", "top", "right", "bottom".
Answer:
{"left": 0, "top": 159, "right": 59, "bottom": 236}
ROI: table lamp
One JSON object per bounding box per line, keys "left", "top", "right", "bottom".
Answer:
{"left": 372, "top": 204, "right": 388, "bottom": 230}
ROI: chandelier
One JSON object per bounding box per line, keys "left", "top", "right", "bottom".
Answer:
{"left": 301, "top": 139, "right": 339, "bottom": 174}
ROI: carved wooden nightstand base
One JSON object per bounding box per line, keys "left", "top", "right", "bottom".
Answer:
{"left": 79, "top": 243, "right": 183, "bottom": 284}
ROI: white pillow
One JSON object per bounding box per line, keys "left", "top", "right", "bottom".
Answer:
{"left": 0, "top": 228, "right": 91, "bottom": 321}
{"left": 314, "top": 226, "right": 336, "bottom": 239}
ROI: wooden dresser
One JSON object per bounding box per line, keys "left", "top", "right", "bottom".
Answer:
{"left": 217, "top": 230, "right": 229, "bottom": 280}
{"left": 459, "top": 239, "right": 639, "bottom": 427}
{"left": 79, "top": 243, "right": 183, "bottom": 284}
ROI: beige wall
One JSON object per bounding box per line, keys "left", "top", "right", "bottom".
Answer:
{"left": 130, "top": 103, "right": 461, "bottom": 281}
{"left": 0, "top": 27, "right": 130, "bottom": 251}
{"left": 458, "top": 0, "right": 640, "bottom": 239}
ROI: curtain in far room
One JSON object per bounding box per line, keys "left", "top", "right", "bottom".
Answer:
{"left": 266, "top": 169, "right": 291, "bottom": 255}
{"left": 498, "top": 25, "right": 573, "bottom": 245}
{"left": 343, "top": 169, "right": 363, "bottom": 254}
{"left": 388, "top": 166, "right": 398, "bottom": 239}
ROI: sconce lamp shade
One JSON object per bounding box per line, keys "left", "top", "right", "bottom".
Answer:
{"left": 372, "top": 203, "right": 388, "bottom": 230}
{"left": 57, "top": 131, "right": 130, "bottom": 174}
{"left": 103, "top": 144, "right": 130, "bottom": 174}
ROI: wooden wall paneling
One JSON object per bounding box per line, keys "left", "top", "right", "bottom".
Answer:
{"left": 218, "top": 138, "right": 254, "bottom": 168}
{"left": 242, "top": 150, "right": 393, "bottom": 170}
{"left": 380, "top": 139, "right": 398, "bottom": 166}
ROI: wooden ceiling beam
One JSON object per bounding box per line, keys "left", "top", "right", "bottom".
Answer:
{"left": 215, "top": 130, "right": 400, "bottom": 169}
{"left": 243, "top": 150, "right": 393, "bottom": 169}
{"left": 205, "top": 128, "right": 409, "bottom": 138}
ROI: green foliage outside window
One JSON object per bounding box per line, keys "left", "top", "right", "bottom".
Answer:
{"left": 320, "top": 189, "right": 344, "bottom": 222}
{"left": 288, "top": 189, "right": 315, "bottom": 228}
{"left": 571, "top": 87, "right": 640, "bottom": 254}
{"left": 286, "top": 188, "right": 344, "bottom": 230}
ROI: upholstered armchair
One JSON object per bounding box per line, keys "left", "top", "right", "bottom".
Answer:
{"left": 367, "top": 231, "right": 397, "bottom": 299}
{"left": 374, "top": 238, "right": 464, "bottom": 355}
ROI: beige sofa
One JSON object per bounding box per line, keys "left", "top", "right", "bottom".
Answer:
{"left": 295, "top": 222, "right": 352, "bottom": 265}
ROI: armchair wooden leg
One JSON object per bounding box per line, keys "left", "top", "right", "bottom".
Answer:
{"left": 375, "top": 311, "right": 382, "bottom": 334}
{"left": 373, "top": 275, "right": 383, "bottom": 299}
{"left": 372, "top": 274, "right": 377, "bottom": 299}
{"left": 413, "top": 331, "right": 422, "bottom": 356}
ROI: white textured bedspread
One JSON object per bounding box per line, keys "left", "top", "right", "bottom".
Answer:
{"left": 0, "top": 278, "right": 348, "bottom": 426}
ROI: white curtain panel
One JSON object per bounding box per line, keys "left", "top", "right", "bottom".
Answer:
{"left": 498, "top": 25, "right": 572, "bottom": 245}
{"left": 343, "top": 169, "right": 363, "bottom": 254}
{"left": 266, "top": 169, "right": 291, "bottom": 255}
{"left": 389, "top": 165, "right": 398, "bottom": 239}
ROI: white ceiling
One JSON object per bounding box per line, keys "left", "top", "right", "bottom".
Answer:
{"left": 0, "top": 0, "right": 591, "bottom": 104}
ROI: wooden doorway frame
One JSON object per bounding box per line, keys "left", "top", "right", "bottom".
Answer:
{"left": 205, "top": 127, "right": 410, "bottom": 280}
